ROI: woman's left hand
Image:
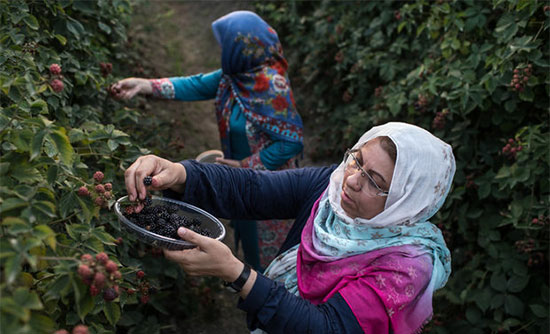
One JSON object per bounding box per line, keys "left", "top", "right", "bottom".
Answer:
{"left": 163, "top": 227, "right": 244, "bottom": 282}
{"left": 215, "top": 157, "right": 241, "bottom": 168}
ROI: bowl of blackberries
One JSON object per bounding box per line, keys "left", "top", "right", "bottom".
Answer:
{"left": 114, "top": 195, "right": 225, "bottom": 250}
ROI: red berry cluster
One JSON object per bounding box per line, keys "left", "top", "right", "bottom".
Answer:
{"left": 432, "top": 109, "right": 449, "bottom": 130}
{"left": 509, "top": 64, "right": 532, "bottom": 92}
{"left": 78, "top": 252, "right": 121, "bottom": 301}
{"left": 531, "top": 215, "right": 549, "bottom": 227}
{"left": 501, "top": 138, "right": 523, "bottom": 160}
{"left": 134, "top": 270, "right": 151, "bottom": 304}
{"left": 413, "top": 94, "right": 428, "bottom": 113}
{"left": 54, "top": 324, "right": 89, "bottom": 334}
{"left": 48, "top": 63, "right": 64, "bottom": 93}
{"left": 100, "top": 62, "right": 112, "bottom": 77}
{"left": 374, "top": 86, "right": 383, "bottom": 98}
{"left": 394, "top": 10, "right": 402, "bottom": 20}
{"left": 76, "top": 171, "right": 113, "bottom": 208}
{"left": 544, "top": 5, "right": 550, "bottom": 12}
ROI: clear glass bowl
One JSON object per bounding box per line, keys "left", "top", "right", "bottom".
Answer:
{"left": 114, "top": 195, "right": 225, "bottom": 250}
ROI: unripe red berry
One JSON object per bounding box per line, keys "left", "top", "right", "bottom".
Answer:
{"left": 115, "top": 237, "right": 123, "bottom": 245}
{"left": 513, "top": 74, "right": 519, "bottom": 79}
{"left": 140, "top": 295, "right": 149, "bottom": 304}
{"left": 113, "top": 270, "right": 122, "bottom": 280}
{"left": 49, "top": 63, "right": 62, "bottom": 75}
{"left": 93, "top": 272, "right": 106, "bottom": 289}
{"left": 532, "top": 218, "right": 539, "bottom": 224}
{"left": 72, "top": 325, "right": 89, "bottom": 334}
{"left": 95, "top": 184, "right": 105, "bottom": 193}
{"left": 80, "top": 253, "right": 93, "bottom": 263}
{"left": 54, "top": 330, "right": 69, "bottom": 334}
{"left": 103, "top": 191, "right": 112, "bottom": 199}
{"left": 78, "top": 264, "right": 93, "bottom": 280}
{"left": 50, "top": 79, "right": 64, "bottom": 92}
{"left": 95, "top": 252, "right": 109, "bottom": 265}
{"left": 105, "top": 260, "right": 118, "bottom": 273}
{"left": 508, "top": 138, "right": 514, "bottom": 144}
{"left": 94, "top": 197, "right": 105, "bottom": 207}
{"left": 77, "top": 186, "right": 89, "bottom": 197}
{"left": 104, "top": 183, "right": 112, "bottom": 191}
{"left": 136, "top": 270, "right": 145, "bottom": 279}
{"left": 89, "top": 284, "right": 100, "bottom": 296}
{"left": 93, "top": 171, "right": 104, "bottom": 182}
{"left": 127, "top": 288, "right": 136, "bottom": 295}
{"left": 514, "top": 68, "right": 519, "bottom": 74}
{"left": 524, "top": 68, "right": 530, "bottom": 74}
{"left": 515, "top": 83, "right": 521, "bottom": 89}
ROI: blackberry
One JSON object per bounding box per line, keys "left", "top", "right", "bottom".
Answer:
{"left": 122, "top": 203, "right": 211, "bottom": 240}
{"left": 143, "top": 176, "right": 152, "bottom": 186}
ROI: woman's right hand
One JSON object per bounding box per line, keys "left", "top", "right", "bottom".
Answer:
{"left": 124, "top": 155, "right": 187, "bottom": 202}
{"left": 110, "top": 78, "right": 152, "bottom": 100}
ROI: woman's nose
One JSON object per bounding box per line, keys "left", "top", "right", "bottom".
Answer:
{"left": 346, "top": 170, "right": 362, "bottom": 191}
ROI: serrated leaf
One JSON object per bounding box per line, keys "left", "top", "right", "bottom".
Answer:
{"left": 23, "top": 14, "right": 39, "bottom": 30}
{"left": 32, "top": 201, "right": 57, "bottom": 218}
{"left": 59, "top": 191, "right": 78, "bottom": 218}
{"left": 29, "top": 314, "right": 56, "bottom": 334}
{"left": 78, "top": 293, "right": 95, "bottom": 321}
{"left": 0, "top": 297, "right": 28, "bottom": 321}
{"left": 54, "top": 34, "right": 67, "bottom": 45}
{"left": 92, "top": 229, "right": 116, "bottom": 245}
{"left": 43, "top": 275, "right": 71, "bottom": 300}
{"left": 505, "top": 294, "right": 524, "bottom": 316}
{"left": 14, "top": 287, "right": 43, "bottom": 310}
{"left": 490, "top": 273, "right": 507, "bottom": 292}
{"left": 0, "top": 197, "right": 28, "bottom": 212}
{"left": 529, "top": 304, "right": 548, "bottom": 318}
{"left": 48, "top": 129, "right": 74, "bottom": 165}
{"left": 33, "top": 225, "right": 56, "bottom": 251}
{"left": 30, "top": 128, "right": 48, "bottom": 161}
{"left": 47, "top": 165, "right": 58, "bottom": 184}
{"left": 507, "top": 275, "right": 529, "bottom": 293}
{"left": 98, "top": 21, "right": 112, "bottom": 34}
{"left": 104, "top": 302, "right": 121, "bottom": 325}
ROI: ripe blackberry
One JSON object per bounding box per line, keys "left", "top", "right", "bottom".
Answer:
{"left": 143, "top": 176, "right": 152, "bottom": 186}
{"left": 103, "top": 287, "right": 118, "bottom": 301}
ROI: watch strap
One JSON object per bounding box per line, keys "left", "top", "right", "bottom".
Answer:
{"left": 224, "top": 263, "right": 251, "bottom": 293}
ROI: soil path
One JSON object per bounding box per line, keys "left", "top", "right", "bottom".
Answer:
{"left": 130, "top": 2, "right": 253, "bottom": 333}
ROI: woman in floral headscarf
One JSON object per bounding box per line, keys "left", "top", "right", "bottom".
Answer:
{"left": 113, "top": 11, "right": 304, "bottom": 271}
{"left": 125, "top": 122, "right": 456, "bottom": 333}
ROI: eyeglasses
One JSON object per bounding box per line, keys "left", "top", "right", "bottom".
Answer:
{"left": 344, "top": 148, "right": 389, "bottom": 197}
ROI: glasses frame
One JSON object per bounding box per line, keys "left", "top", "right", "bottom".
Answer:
{"left": 344, "top": 148, "right": 389, "bottom": 197}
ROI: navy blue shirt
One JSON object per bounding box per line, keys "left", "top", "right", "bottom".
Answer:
{"left": 172, "top": 160, "right": 363, "bottom": 333}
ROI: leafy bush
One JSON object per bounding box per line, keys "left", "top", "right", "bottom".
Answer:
{"left": 257, "top": 1, "right": 549, "bottom": 333}
{"left": 0, "top": 1, "right": 219, "bottom": 333}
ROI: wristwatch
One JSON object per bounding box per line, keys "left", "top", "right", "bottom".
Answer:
{"left": 223, "top": 263, "right": 251, "bottom": 293}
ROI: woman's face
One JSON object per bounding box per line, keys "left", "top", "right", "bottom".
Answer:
{"left": 340, "top": 138, "right": 395, "bottom": 219}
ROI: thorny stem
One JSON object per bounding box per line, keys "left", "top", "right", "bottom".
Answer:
{"left": 37, "top": 256, "right": 78, "bottom": 261}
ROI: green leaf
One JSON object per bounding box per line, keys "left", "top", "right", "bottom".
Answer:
{"left": 14, "top": 287, "right": 43, "bottom": 310}
{"left": 47, "top": 164, "right": 58, "bottom": 184}
{"left": 65, "top": 224, "right": 89, "bottom": 240}
{"left": 4, "top": 253, "right": 23, "bottom": 285}
{"left": 1, "top": 217, "right": 31, "bottom": 234}
{"left": 103, "top": 302, "right": 121, "bottom": 325}
{"left": 505, "top": 294, "right": 524, "bottom": 316}
{"left": 0, "top": 297, "right": 28, "bottom": 321}
{"left": 43, "top": 275, "right": 71, "bottom": 300}
{"left": 92, "top": 229, "right": 116, "bottom": 245}
{"left": 32, "top": 201, "right": 57, "bottom": 218}
{"left": 0, "top": 197, "right": 28, "bottom": 212}
{"left": 78, "top": 293, "right": 95, "bottom": 321}
{"left": 59, "top": 191, "right": 78, "bottom": 218}
{"left": 48, "top": 129, "right": 74, "bottom": 165}
{"left": 507, "top": 275, "right": 529, "bottom": 293}
{"left": 23, "top": 14, "right": 39, "bottom": 30}
{"left": 465, "top": 305, "right": 482, "bottom": 324}
{"left": 490, "top": 273, "right": 507, "bottom": 292}
{"left": 98, "top": 22, "right": 112, "bottom": 34}
{"left": 491, "top": 293, "right": 505, "bottom": 309}
{"left": 54, "top": 34, "right": 67, "bottom": 45}
{"left": 529, "top": 304, "right": 549, "bottom": 318}
{"left": 33, "top": 225, "right": 56, "bottom": 250}
{"left": 29, "top": 313, "right": 56, "bottom": 334}
{"left": 30, "top": 99, "right": 48, "bottom": 113}
{"left": 30, "top": 128, "right": 48, "bottom": 161}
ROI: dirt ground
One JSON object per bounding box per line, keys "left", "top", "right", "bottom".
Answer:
{"left": 127, "top": 2, "right": 332, "bottom": 333}
{"left": 128, "top": 2, "right": 257, "bottom": 333}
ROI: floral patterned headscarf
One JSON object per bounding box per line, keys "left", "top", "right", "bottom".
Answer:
{"left": 211, "top": 11, "right": 303, "bottom": 156}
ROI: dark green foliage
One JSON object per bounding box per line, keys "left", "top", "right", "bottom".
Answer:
{"left": 258, "top": 1, "right": 549, "bottom": 332}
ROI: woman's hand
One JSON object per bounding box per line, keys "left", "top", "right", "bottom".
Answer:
{"left": 110, "top": 78, "right": 152, "bottom": 100}
{"left": 215, "top": 157, "right": 241, "bottom": 168}
{"left": 124, "top": 155, "right": 187, "bottom": 202}
{"left": 164, "top": 228, "right": 244, "bottom": 282}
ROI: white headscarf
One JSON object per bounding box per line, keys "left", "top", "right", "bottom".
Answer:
{"left": 327, "top": 122, "right": 455, "bottom": 227}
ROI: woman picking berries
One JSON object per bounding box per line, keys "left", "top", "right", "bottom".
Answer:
{"left": 124, "top": 122, "right": 456, "bottom": 333}
{"left": 112, "top": 11, "right": 303, "bottom": 272}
